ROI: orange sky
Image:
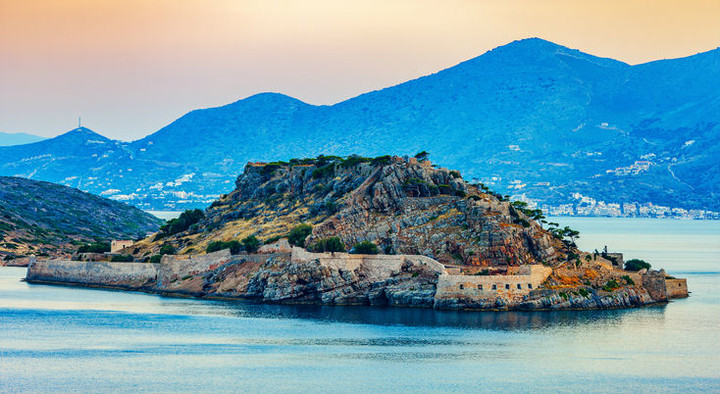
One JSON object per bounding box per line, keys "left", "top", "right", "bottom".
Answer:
{"left": 1, "top": 0, "right": 718, "bottom": 140}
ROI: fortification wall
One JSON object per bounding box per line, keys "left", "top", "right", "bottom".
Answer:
{"left": 290, "top": 247, "right": 446, "bottom": 280}
{"left": 435, "top": 265, "right": 552, "bottom": 302}
{"left": 666, "top": 278, "right": 688, "bottom": 298}
{"left": 26, "top": 259, "right": 158, "bottom": 288}
{"left": 158, "top": 249, "right": 233, "bottom": 287}
{"left": 641, "top": 269, "right": 668, "bottom": 302}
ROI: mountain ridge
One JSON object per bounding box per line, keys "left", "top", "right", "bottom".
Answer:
{"left": 1, "top": 38, "right": 717, "bottom": 213}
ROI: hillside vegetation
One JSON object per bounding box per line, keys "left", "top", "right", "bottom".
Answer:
{"left": 0, "top": 176, "right": 163, "bottom": 259}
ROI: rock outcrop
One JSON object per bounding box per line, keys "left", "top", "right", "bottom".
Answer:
{"left": 135, "top": 156, "right": 564, "bottom": 268}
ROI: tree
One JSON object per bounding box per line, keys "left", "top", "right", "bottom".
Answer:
{"left": 350, "top": 241, "right": 379, "bottom": 254}
{"left": 625, "top": 259, "right": 651, "bottom": 271}
{"left": 159, "top": 209, "right": 205, "bottom": 237}
{"left": 311, "top": 237, "right": 345, "bottom": 253}
{"left": 414, "top": 151, "right": 430, "bottom": 161}
{"left": 287, "top": 223, "right": 312, "bottom": 247}
{"left": 242, "top": 235, "right": 260, "bottom": 254}
{"left": 562, "top": 226, "right": 580, "bottom": 244}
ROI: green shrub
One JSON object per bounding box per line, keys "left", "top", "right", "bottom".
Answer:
{"left": 206, "top": 240, "right": 242, "bottom": 254}
{"left": 149, "top": 255, "right": 162, "bottom": 264}
{"left": 110, "top": 254, "right": 134, "bottom": 262}
{"left": 339, "top": 155, "right": 371, "bottom": 168}
{"left": 312, "top": 164, "right": 335, "bottom": 179}
{"left": 371, "top": 155, "right": 392, "bottom": 166}
{"left": 288, "top": 224, "right": 312, "bottom": 247}
{"left": 242, "top": 235, "right": 260, "bottom": 253}
{"left": 350, "top": 241, "right": 379, "bottom": 254}
{"left": 602, "top": 279, "right": 620, "bottom": 292}
{"left": 159, "top": 245, "right": 175, "bottom": 255}
{"left": 311, "top": 237, "right": 345, "bottom": 253}
{"left": 578, "top": 288, "right": 590, "bottom": 298}
{"left": 449, "top": 170, "right": 461, "bottom": 179}
{"left": 622, "top": 275, "right": 635, "bottom": 285}
{"left": 625, "top": 259, "right": 651, "bottom": 271}
{"left": 77, "top": 242, "right": 110, "bottom": 254}
{"left": 159, "top": 209, "right": 205, "bottom": 236}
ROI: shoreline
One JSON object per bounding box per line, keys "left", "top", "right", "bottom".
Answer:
{"left": 22, "top": 275, "right": 672, "bottom": 313}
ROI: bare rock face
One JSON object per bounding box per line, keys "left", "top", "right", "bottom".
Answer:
{"left": 142, "top": 156, "right": 565, "bottom": 268}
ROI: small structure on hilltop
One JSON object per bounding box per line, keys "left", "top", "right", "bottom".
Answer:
{"left": 111, "top": 240, "right": 134, "bottom": 253}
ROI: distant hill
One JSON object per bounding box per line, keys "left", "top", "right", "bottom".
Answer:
{"left": 0, "top": 132, "right": 44, "bottom": 146}
{"left": 0, "top": 176, "right": 163, "bottom": 258}
{"left": 0, "top": 38, "right": 717, "bottom": 212}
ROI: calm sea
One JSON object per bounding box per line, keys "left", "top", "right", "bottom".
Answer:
{"left": 1, "top": 218, "right": 718, "bottom": 393}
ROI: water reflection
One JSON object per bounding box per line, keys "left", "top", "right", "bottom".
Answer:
{"left": 193, "top": 298, "right": 667, "bottom": 331}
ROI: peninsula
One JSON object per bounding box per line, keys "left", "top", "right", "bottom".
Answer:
{"left": 26, "top": 155, "right": 688, "bottom": 310}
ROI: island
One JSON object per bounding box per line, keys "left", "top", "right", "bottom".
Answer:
{"left": 26, "top": 155, "right": 688, "bottom": 310}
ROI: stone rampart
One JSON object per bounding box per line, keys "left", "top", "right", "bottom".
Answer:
{"left": 666, "top": 278, "right": 688, "bottom": 298}
{"left": 26, "top": 259, "right": 158, "bottom": 288}
{"left": 641, "top": 269, "right": 668, "bottom": 302}
{"left": 435, "top": 265, "right": 552, "bottom": 302}
{"left": 290, "top": 247, "right": 446, "bottom": 281}
{"left": 158, "top": 249, "right": 233, "bottom": 287}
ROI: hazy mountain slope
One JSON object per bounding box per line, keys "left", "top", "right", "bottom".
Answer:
{"left": 0, "top": 38, "right": 717, "bottom": 211}
{"left": 0, "top": 176, "right": 163, "bottom": 258}
{"left": 0, "top": 132, "right": 44, "bottom": 146}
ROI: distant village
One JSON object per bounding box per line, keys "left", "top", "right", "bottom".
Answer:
{"left": 516, "top": 193, "right": 720, "bottom": 220}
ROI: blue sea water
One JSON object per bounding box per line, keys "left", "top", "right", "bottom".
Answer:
{"left": 1, "top": 218, "right": 718, "bottom": 393}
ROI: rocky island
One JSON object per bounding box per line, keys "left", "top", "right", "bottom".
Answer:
{"left": 26, "top": 155, "right": 688, "bottom": 310}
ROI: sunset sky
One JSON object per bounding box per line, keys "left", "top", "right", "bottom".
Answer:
{"left": 1, "top": 0, "right": 718, "bottom": 140}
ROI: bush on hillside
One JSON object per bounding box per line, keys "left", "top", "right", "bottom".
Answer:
{"left": 350, "top": 241, "right": 379, "bottom": 255}
{"left": 287, "top": 224, "right": 312, "bottom": 247}
{"left": 110, "top": 254, "right": 134, "bottom": 262}
{"left": 158, "top": 209, "right": 205, "bottom": 237}
{"left": 311, "top": 237, "right": 345, "bottom": 253}
{"left": 206, "top": 240, "right": 242, "bottom": 255}
{"left": 625, "top": 259, "right": 651, "bottom": 271}
{"left": 242, "top": 235, "right": 260, "bottom": 254}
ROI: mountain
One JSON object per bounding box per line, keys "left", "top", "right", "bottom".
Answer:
{"left": 1, "top": 38, "right": 718, "bottom": 212}
{"left": 0, "top": 176, "right": 163, "bottom": 259}
{"left": 134, "top": 155, "right": 564, "bottom": 268}
{"left": 0, "top": 132, "right": 44, "bottom": 146}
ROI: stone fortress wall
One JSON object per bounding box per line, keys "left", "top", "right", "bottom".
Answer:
{"left": 666, "top": 278, "right": 689, "bottom": 298}
{"left": 26, "top": 246, "right": 688, "bottom": 305}
{"left": 435, "top": 265, "right": 553, "bottom": 302}
{"left": 27, "top": 259, "right": 158, "bottom": 288}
